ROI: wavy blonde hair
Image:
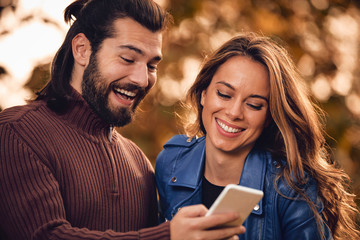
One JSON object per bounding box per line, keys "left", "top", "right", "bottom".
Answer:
{"left": 181, "top": 32, "right": 359, "bottom": 239}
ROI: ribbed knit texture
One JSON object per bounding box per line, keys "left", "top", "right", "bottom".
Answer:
{"left": 0, "top": 91, "right": 170, "bottom": 240}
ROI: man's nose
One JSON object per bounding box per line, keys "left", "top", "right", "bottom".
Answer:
{"left": 128, "top": 62, "right": 149, "bottom": 88}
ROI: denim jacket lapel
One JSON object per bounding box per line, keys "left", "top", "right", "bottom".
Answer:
{"left": 239, "top": 149, "right": 268, "bottom": 215}
{"left": 168, "top": 137, "right": 206, "bottom": 189}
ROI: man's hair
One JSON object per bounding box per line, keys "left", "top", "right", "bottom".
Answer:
{"left": 36, "top": 0, "right": 171, "bottom": 112}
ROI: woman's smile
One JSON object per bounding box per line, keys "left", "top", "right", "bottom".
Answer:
{"left": 216, "top": 118, "right": 244, "bottom": 136}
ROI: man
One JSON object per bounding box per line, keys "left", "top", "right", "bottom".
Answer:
{"left": 0, "top": 0, "right": 245, "bottom": 239}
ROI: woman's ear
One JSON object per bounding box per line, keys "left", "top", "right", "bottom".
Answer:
{"left": 200, "top": 90, "right": 206, "bottom": 107}
{"left": 72, "top": 33, "right": 91, "bottom": 66}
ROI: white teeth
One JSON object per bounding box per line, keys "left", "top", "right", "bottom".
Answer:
{"left": 216, "top": 119, "right": 242, "bottom": 133}
{"left": 114, "top": 88, "right": 136, "bottom": 97}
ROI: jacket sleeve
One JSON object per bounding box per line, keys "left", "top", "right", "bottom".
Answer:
{"left": 155, "top": 148, "right": 169, "bottom": 223}
{"left": 0, "top": 123, "right": 170, "bottom": 240}
{"left": 277, "top": 177, "right": 333, "bottom": 240}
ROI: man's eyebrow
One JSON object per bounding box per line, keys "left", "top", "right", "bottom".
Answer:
{"left": 216, "top": 81, "right": 268, "bottom": 102}
{"left": 120, "top": 44, "right": 143, "bottom": 54}
{"left": 119, "top": 44, "right": 162, "bottom": 61}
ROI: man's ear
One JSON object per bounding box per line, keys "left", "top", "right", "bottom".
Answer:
{"left": 72, "top": 33, "right": 91, "bottom": 66}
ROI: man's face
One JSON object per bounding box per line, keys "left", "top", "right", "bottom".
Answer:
{"left": 82, "top": 17, "right": 163, "bottom": 127}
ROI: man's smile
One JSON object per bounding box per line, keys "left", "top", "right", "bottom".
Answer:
{"left": 113, "top": 87, "right": 137, "bottom": 100}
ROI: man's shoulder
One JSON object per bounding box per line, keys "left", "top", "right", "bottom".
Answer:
{"left": 0, "top": 100, "right": 54, "bottom": 134}
{"left": 0, "top": 101, "right": 44, "bottom": 124}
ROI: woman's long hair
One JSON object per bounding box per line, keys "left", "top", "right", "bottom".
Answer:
{"left": 182, "top": 32, "right": 360, "bottom": 239}
{"left": 36, "top": 0, "right": 171, "bottom": 112}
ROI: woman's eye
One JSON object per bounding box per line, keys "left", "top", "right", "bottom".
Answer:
{"left": 247, "top": 103, "right": 263, "bottom": 110}
{"left": 121, "top": 57, "right": 134, "bottom": 63}
{"left": 217, "top": 90, "right": 230, "bottom": 99}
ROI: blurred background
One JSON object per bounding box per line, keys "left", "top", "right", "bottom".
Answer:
{"left": 0, "top": 0, "right": 359, "bottom": 206}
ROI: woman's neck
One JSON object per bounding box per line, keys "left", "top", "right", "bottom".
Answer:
{"left": 204, "top": 136, "right": 253, "bottom": 186}
{"left": 204, "top": 144, "right": 250, "bottom": 187}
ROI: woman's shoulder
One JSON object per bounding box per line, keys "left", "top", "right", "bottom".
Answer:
{"left": 260, "top": 153, "right": 319, "bottom": 199}
{"left": 272, "top": 167, "right": 320, "bottom": 205}
{"left": 155, "top": 135, "right": 205, "bottom": 168}
{"left": 163, "top": 134, "right": 205, "bottom": 148}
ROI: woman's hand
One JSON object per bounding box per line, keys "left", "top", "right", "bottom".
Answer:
{"left": 170, "top": 204, "right": 246, "bottom": 240}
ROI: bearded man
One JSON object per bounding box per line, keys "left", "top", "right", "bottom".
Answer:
{"left": 0, "top": 0, "right": 245, "bottom": 239}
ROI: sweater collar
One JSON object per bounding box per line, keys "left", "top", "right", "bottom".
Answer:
{"left": 56, "top": 88, "right": 114, "bottom": 141}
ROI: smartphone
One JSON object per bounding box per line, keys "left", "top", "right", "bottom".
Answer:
{"left": 205, "top": 184, "right": 263, "bottom": 227}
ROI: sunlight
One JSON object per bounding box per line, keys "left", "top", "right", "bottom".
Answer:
{"left": 331, "top": 71, "right": 352, "bottom": 96}
{"left": 311, "top": 75, "right": 331, "bottom": 102}
{"left": 346, "top": 94, "right": 360, "bottom": 116}
{"left": 0, "top": 0, "right": 71, "bottom": 109}
{"left": 159, "top": 56, "right": 201, "bottom": 106}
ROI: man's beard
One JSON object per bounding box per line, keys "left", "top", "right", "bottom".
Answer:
{"left": 81, "top": 54, "right": 147, "bottom": 127}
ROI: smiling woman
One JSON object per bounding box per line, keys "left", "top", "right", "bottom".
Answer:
{"left": 155, "top": 32, "right": 360, "bottom": 240}
{"left": 200, "top": 55, "right": 270, "bottom": 157}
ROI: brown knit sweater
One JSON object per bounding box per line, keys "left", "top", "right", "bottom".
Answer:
{"left": 0, "top": 91, "right": 170, "bottom": 240}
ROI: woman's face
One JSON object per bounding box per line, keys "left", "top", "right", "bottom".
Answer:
{"left": 201, "top": 55, "right": 270, "bottom": 155}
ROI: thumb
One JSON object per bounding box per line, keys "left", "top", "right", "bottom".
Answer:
{"left": 175, "top": 204, "right": 208, "bottom": 218}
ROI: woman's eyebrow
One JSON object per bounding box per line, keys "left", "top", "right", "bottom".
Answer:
{"left": 216, "top": 81, "right": 269, "bottom": 102}
{"left": 215, "top": 81, "right": 235, "bottom": 90}
{"left": 249, "top": 94, "right": 269, "bottom": 103}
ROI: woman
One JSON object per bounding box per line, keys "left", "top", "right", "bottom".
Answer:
{"left": 155, "top": 32, "right": 360, "bottom": 239}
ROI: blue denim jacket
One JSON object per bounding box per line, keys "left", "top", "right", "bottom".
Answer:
{"left": 155, "top": 135, "right": 332, "bottom": 240}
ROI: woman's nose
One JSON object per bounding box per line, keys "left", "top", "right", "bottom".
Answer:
{"left": 226, "top": 100, "right": 244, "bottom": 120}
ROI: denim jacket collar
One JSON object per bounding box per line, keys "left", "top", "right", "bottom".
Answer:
{"left": 168, "top": 136, "right": 267, "bottom": 215}
{"left": 168, "top": 137, "right": 206, "bottom": 188}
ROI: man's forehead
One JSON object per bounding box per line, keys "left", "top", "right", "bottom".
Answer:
{"left": 110, "top": 18, "right": 163, "bottom": 55}
{"left": 112, "top": 18, "right": 163, "bottom": 39}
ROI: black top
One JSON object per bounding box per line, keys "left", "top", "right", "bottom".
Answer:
{"left": 201, "top": 176, "right": 225, "bottom": 209}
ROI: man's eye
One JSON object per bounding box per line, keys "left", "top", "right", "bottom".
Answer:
{"left": 148, "top": 64, "right": 158, "bottom": 72}
{"left": 217, "top": 90, "right": 230, "bottom": 99}
{"left": 247, "top": 103, "right": 263, "bottom": 110}
{"left": 121, "top": 57, "right": 134, "bottom": 63}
